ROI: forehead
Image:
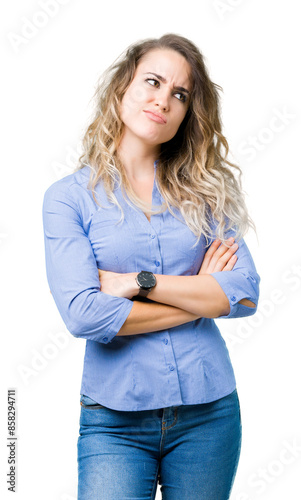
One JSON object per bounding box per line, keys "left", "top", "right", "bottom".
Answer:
{"left": 136, "top": 49, "right": 192, "bottom": 90}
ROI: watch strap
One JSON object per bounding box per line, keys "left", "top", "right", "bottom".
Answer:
{"left": 138, "top": 287, "right": 151, "bottom": 298}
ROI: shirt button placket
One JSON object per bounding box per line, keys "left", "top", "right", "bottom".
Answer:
{"left": 162, "top": 335, "right": 178, "bottom": 383}
{"left": 149, "top": 231, "right": 162, "bottom": 271}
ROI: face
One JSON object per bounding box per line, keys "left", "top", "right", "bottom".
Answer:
{"left": 119, "top": 49, "right": 192, "bottom": 148}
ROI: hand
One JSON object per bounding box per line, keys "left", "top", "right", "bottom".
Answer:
{"left": 198, "top": 237, "right": 238, "bottom": 275}
{"left": 98, "top": 269, "right": 138, "bottom": 299}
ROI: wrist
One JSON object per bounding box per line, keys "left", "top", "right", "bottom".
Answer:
{"left": 146, "top": 275, "right": 158, "bottom": 299}
{"left": 135, "top": 271, "right": 157, "bottom": 298}
{"left": 130, "top": 272, "right": 140, "bottom": 296}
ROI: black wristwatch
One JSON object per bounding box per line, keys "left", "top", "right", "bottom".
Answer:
{"left": 135, "top": 271, "right": 157, "bottom": 297}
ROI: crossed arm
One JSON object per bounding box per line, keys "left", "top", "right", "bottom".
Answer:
{"left": 98, "top": 237, "right": 256, "bottom": 336}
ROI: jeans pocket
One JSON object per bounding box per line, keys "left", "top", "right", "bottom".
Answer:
{"left": 80, "top": 394, "right": 106, "bottom": 409}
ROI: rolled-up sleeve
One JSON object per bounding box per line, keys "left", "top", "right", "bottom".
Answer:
{"left": 210, "top": 232, "right": 260, "bottom": 319}
{"left": 42, "top": 181, "right": 133, "bottom": 343}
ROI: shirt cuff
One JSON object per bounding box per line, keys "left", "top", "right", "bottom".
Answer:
{"left": 103, "top": 298, "right": 134, "bottom": 343}
{"left": 210, "top": 270, "right": 260, "bottom": 319}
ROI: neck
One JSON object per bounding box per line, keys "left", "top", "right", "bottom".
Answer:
{"left": 117, "top": 130, "right": 160, "bottom": 179}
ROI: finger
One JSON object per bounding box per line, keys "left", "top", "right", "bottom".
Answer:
{"left": 204, "top": 239, "right": 221, "bottom": 259}
{"left": 199, "top": 239, "right": 221, "bottom": 270}
{"left": 210, "top": 237, "right": 235, "bottom": 258}
{"left": 203, "top": 238, "right": 235, "bottom": 272}
{"left": 222, "top": 254, "right": 237, "bottom": 271}
{"left": 211, "top": 243, "right": 238, "bottom": 272}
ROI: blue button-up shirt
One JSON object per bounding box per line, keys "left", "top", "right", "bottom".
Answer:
{"left": 42, "top": 163, "right": 260, "bottom": 411}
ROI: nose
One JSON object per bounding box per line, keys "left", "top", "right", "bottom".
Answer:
{"left": 154, "top": 88, "right": 170, "bottom": 112}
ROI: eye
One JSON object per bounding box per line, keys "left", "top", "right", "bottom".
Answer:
{"left": 174, "top": 92, "right": 187, "bottom": 103}
{"left": 145, "top": 78, "right": 160, "bottom": 88}
{"left": 145, "top": 78, "right": 188, "bottom": 103}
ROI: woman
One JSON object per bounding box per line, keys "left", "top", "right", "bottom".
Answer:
{"left": 43, "top": 34, "right": 260, "bottom": 499}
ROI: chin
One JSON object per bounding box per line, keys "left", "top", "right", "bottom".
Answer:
{"left": 134, "top": 131, "right": 165, "bottom": 146}
{"left": 140, "top": 128, "right": 174, "bottom": 146}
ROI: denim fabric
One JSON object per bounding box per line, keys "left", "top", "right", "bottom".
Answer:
{"left": 77, "top": 389, "right": 242, "bottom": 499}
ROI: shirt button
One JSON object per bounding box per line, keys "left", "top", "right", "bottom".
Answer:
{"left": 164, "top": 339, "right": 168, "bottom": 345}
{"left": 102, "top": 336, "right": 108, "bottom": 342}
{"left": 151, "top": 234, "right": 156, "bottom": 239}
{"left": 155, "top": 261, "right": 160, "bottom": 267}
{"left": 169, "top": 365, "right": 175, "bottom": 371}
{"left": 230, "top": 295, "right": 236, "bottom": 302}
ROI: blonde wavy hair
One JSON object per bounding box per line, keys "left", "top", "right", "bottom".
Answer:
{"left": 76, "top": 33, "right": 257, "bottom": 247}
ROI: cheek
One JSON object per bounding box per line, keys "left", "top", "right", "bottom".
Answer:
{"left": 121, "top": 84, "right": 149, "bottom": 117}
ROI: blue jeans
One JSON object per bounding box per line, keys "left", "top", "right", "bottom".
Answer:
{"left": 77, "top": 389, "right": 242, "bottom": 499}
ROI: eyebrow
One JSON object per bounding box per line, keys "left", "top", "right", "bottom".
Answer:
{"left": 143, "top": 72, "right": 190, "bottom": 95}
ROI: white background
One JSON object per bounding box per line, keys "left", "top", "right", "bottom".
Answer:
{"left": 1, "top": 1, "right": 300, "bottom": 498}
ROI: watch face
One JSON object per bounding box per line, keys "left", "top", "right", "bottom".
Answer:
{"left": 137, "top": 271, "right": 156, "bottom": 289}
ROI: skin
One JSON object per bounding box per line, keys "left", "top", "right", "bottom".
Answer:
{"left": 97, "top": 49, "right": 255, "bottom": 335}
{"left": 119, "top": 48, "right": 191, "bottom": 151}
{"left": 117, "top": 49, "right": 192, "bottom": 189}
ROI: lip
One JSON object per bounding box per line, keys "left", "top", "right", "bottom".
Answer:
{"left": 143, "top": 110, "right": 167, "bottom": 124}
